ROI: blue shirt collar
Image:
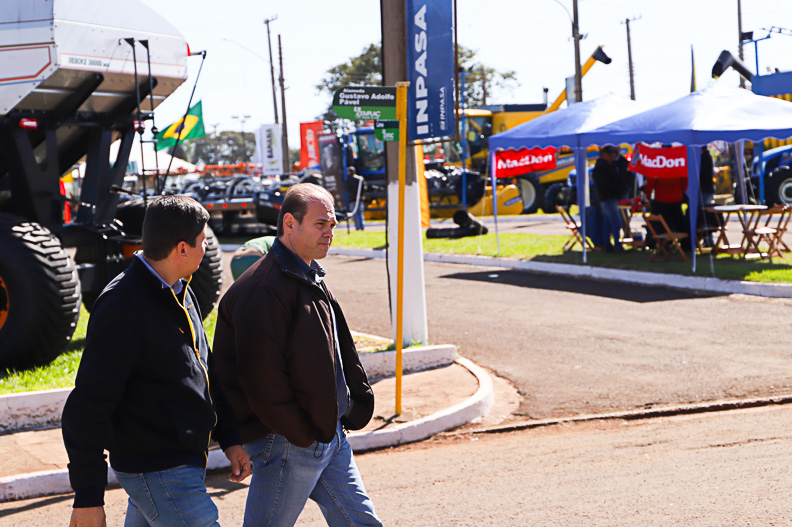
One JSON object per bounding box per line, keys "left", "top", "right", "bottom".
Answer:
{"left": 135, "top": 251, "right": 186, "bottom": 295}
{"left": 271, "top": 238, "right": 327, "bottom": 284}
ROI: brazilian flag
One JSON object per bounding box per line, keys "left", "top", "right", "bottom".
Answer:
{"left": 155, "top": 101, "right": 206, "bottom": 151}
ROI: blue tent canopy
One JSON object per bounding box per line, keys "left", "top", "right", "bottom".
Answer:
{"left": 580, "top": 82, "right": 792, "bottom": 271}
{"left": 487, "top": 95, "right": 648, "bottom": 261}
{"left": 489, "top": 95, "right": 648, "bottom": 151}
{"left": 580, "top": 82, "right": 792, "bottom": 147}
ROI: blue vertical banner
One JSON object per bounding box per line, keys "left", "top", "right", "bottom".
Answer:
{"left": 405, "top": 0, "right": 455, "bottom": 141}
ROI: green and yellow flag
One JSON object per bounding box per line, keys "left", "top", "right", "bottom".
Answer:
{"left": 155, "top": 101, "right": 206, "bottom": 151}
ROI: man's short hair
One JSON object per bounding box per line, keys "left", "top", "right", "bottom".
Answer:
{"left": 601, "top": 145, "right": 620, "bottom": 155}
{"left": 142, "top": 196, "right": 209, "bottom": 261}
{"left": 277, "top": 183, "right": 334, "bottom": 237}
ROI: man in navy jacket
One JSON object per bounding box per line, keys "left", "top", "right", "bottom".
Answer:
{"left": 63, "top": 196, "right": 249, "bottom": 527}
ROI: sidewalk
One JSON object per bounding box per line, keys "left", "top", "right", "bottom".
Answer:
{"left": 0, "top": 354, "right": 495, "bottom": 502}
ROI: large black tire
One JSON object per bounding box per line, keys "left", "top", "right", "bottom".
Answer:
{"left": 0, "top": 214, "right": 81, "bottom": 370}
{"left": 190, "top": 225, "right": 223, "bottom": 318}
{"left": 517, "top": 177, "right": 541, "bottom": 214}
{"left": 765, "top": 167, "right": 792, "bottom": 206}
{"left": 541, "top": 182, "right": 574, "bottom": 213}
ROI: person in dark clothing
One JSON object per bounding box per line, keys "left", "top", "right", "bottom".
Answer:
{"left": 592, "top": 145, "right": 624, "bottom": 252}
{"left": 62, "top": 196, "right": 249, "bottom": 527}
{"left": 699, "top": 148, "right": 716, "bottom": 205}
{"left": 213, "top": 183, "right": 381, "bottom": 526}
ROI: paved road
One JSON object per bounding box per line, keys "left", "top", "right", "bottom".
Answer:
{"left": 5, "top": 405, "right": 792, "bottom": 526}
{"left": 320, "top": 255, "right": 792, "bottom": 420}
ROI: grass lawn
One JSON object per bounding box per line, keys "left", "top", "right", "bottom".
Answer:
{"left": 331, "top": 229, "right": 792, "bottom": 284}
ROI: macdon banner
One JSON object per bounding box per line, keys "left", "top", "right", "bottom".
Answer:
{"left": 629, "top": 143, "right": 688, "bottom": 179}
{"left": 494, "top": 147, "right": 556, "bottom": 178}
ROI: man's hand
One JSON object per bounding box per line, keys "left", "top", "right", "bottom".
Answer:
{"left": 69, "top": 506, "right": 106, "bottom": 527}
{"left": 224, "top": 444, "right": 251, "bottom": 483}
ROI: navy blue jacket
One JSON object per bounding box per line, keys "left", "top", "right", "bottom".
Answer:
{"left": 62, "top": 257, "right": 240, "bottom": 508}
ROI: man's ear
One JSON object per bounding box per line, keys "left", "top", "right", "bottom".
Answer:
{"left": 283, "top": 212, "right": 295, "bottom": 233}
{"left": 177, "top": 240, "right": 189, "bottom": 258}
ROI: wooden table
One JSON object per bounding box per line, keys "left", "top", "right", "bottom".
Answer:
{"left": 705, "top": 204, "right": 767, "bottom": 257}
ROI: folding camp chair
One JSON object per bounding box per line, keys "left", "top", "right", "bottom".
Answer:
{"left": 743, "top": 205, "right": 790, "bottom": 259}
{"left": 642, "top": 213, "right": 688, "bottom": 262}
{"left": 557, "top": 205, "right": 593, "bottom": 251}
{"left": 773, "top": 204, "right": 792, "bottom": 253}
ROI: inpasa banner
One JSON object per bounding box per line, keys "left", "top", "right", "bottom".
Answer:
{"left": 494, "top": 147, "right": 557, "bottom": 178}
{"left": 406, "top": 0, "right": 455, "bottom": 141}
{"left": 254, "top": 124, "right": 284, "bottom": 176}
{"left": 629, "top": 143, "right": 688, "bottom": 179}
{"left": 300, "top": 121, "right": 323, "bottom": 169}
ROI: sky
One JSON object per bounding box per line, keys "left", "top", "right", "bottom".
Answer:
{"left": 138, "top": 0, "right": 792, "bottom": 150}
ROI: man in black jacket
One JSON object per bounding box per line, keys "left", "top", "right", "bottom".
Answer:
{"left": 592, "top": 145, "right": 625, "bottom": 252}
{"left": 213, "top": 183, "right": 381, "bottom": 526}
{"left": 62, "top": 196, "right": 249, "bottom": 527}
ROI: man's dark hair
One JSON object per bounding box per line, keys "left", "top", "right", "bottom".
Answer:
{"left": 142, "top": 196, "right": 209, "bottom": 261}
{"left": 277, "top": 183, "right": 334, "bottom": 237}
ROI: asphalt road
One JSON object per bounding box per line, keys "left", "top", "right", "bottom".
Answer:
{"left": 319, "top": 255, "right": 792, "bottom": 420}
{"left": 6, "top": 405, "right": 792, "bottom": 526}
{"left": 5, "top": 250, "right": 792, "bottom": 525}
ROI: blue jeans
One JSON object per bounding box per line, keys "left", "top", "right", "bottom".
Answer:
{"left": 114, "top": 465, "right": 219, "bottom": 527}
{"left": 244, "top": 421, "right": 381, "bottom": 527}
{"left": 600, "top": 198, "right": 623, "bottom": 249}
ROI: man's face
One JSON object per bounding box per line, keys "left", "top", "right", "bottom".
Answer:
{"left": 184, "top": 224, "right": 208, "bottom": 276}
{"left": 284, "top": 196, "right": 337, "bottom": 265}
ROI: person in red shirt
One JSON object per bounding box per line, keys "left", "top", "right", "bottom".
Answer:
{"left": 646, "top": 175, "right": 688, "bottom": 233}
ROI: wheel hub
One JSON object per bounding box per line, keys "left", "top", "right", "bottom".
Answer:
{"left": 780, "top": 179, "right": 792, "bottom": 205}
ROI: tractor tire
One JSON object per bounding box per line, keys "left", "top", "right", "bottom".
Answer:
{"left": 190, "top": 225, "right": 223, "bottom": 318}
{"left": 0, "top": 214, "right": 81, "bottom": 370}
{"left": 765, "top": 167, "right": 792, "bottom": 206}
{"left": 517, "top": 177, "right": 541, "bottom": 214}
{"left": 541, "top": 182, "right": 573, "bottom": 213}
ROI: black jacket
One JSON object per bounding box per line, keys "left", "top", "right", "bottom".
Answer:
{"left": 213, "top": 240, "right": 375, "bottom": 447}
{"left": 62, "top": 257, "right": 240, "bottom": 508}
{"left": 592, "top": 158, "right": 622, "bottom": 202}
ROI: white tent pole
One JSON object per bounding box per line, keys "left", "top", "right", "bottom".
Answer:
{"left": 687, "top": 146, "right": 702, "bottom": 274}
{"left": 574, "top": 146, "right": 588, "bottom": 263}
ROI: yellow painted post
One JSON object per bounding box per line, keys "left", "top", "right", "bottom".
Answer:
{"left": 394, "top": 81, "right": 409, "bottom": 416}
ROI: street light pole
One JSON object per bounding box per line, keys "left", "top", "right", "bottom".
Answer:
{"left": 264, "top": 17, "right": 280, "bottom": 124}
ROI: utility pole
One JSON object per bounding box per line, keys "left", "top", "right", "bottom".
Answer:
{"left": 278, "top": 35, "right": 289, "bottom": 170}
{"left": 737, "top": 0, "right": 746, "bottom": 88}
{"left": 572, "top": 0, "right": 583, "bottom": 102}
{"left": 623, "top": 16, "right": 640, "bottom": 100}
{"left": 264, "top": 17, "right": 280, "bottom": 123}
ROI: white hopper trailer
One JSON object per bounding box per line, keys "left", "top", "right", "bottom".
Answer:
{"left": 0, "top": 0, "right": 223, "bottom": 369}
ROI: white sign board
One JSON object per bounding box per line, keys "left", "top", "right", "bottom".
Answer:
{"left": 254, "top": 124, "right": 284, "bottom": 175}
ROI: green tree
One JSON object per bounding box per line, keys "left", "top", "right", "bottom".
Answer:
{"left": 315, "top": 43, "right": 518, "bottom": 116}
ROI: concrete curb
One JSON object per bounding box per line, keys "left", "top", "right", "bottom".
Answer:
{"left": 347, "top": 357, "right": 494, "bottom": 452}
{"left": 0, "top": 353, "right": 490, "bottom": 502}
{"left": 0, "top": 388, "right": 71, "bottom": 434}
{"left": 358, "top": 344, "right": 457, "bottom": 381}
{"left": 329, "top": 247, "right": 792, "bottom": 298}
